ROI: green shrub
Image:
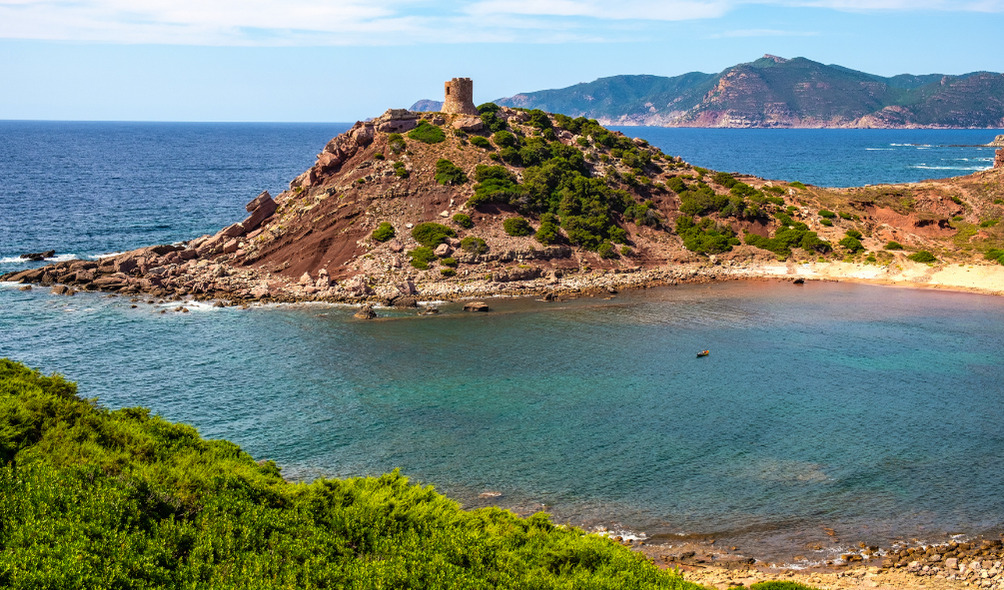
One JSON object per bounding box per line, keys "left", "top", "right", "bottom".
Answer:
{"left": 371, "top": 222, "right": 395, "bottom": 242}
{"left": 503, "top": 217, "right": 534, "bottom": 237}
{"left": 386, "top": 133, "right": 406, "bottom": 153}
{"left": 477, "top": 103, "right": 508, "bottom": 133}
{"left": 839, "top": 236, "right": 864, "bottom": 253}
{"left": 750, "top": 582, "right": 820, "bottom": 590}
{"left": 845, "top": 229, "right": 863, "bottom": 239}
{"left": 440, "top": 257, "right": 458, "bottom": 267}
{"left": 535, "top": 214, "right": 562, "bottom": 245}
{"left": 407, "top": 121, "right": 446, "bottom": 144}
{"left": 469, "top": 136, "right": 491, "bottom": 149}
{"left": 676, "top": 216, "right": 740, "bottom": 254}
{"left": 980, "top": 218, "right": 999, "bottom": 228}
{"left": 460, "top": 236, "right": 488, "bottom": 254}
{"left": 440, "top": 268, "right": 456, "bottom": 277}
{"left": 434, "top": 159, "right": 468, "bottom": 185}
{"left": 951, "top": 195, "right": 963, "bottom": 205}
{"left": 908, "top": 250, "right": 937, "bottom": 263}
{"left": 468, "top": 165, "right": 524, "bottom": 208}
{"left": 411, "top": 222, "right": 456, "bottom": 247}
{"left": 984, "top": 248, "right": 1004, "bottom": 264}
{"left": 408, "top": 246, "right": 437, "bottom": 269}
{"left": 373, "top": 152, "right": 385, "bottom": 160}
{"left": 452, "top": 213, "right": 474, "bottom": 228}
{"left": 393, "top": 161, "right": 409, "bottom": 178}
{"left": 789, "top": 181, "right": 807, "bottom": 190}
{"left": 493, "top": 130, "right": 519, "bottom": 149}
{"left": 819, "top": 209, "right": 836, "bottom": 219}
{"left": 597, "top": 242, "right": 617, "bottom": 259}
{"left": 0, "top": 359, "right": 704, "bottom": 590}
{"left": 885, "top": 241, "right": 904, "bottom": 250}
{"left": 620, "top": 246, "right": 634, "bottom": 256}
{"left": 820, "top": 218, "right": 833, "bottom": 227}
{"left": 839, "top": 211, "right": 853, "bottom": 220}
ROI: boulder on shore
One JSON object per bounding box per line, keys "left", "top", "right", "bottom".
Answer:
{"left": 463, "top": 301, "right": 490, "bottom": 312}
{"left": 20, "top": 250, "right": 55, "bottom": 261}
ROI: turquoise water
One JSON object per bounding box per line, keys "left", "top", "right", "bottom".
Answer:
{"left": 2, "top": 122, "right": 1004, "bottom": 562}
{"left": 3, "top": 280, "right": 1002, "bottom": 562}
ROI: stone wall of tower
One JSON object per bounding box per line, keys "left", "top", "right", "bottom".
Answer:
{"left": 443, "top": 78, "right": 477, "bottom": 115}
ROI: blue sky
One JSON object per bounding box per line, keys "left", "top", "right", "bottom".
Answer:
{"left": 2, "top": 0, "right": 1002, "bottom": 121}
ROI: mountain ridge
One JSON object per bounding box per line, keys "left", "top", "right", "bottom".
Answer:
{"left": 412, "top": 56, "right": 1004, "bottom": 129}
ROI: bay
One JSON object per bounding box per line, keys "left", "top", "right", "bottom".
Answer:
{"left": 2, "top": 121, "right": 1003, "bottom": 564}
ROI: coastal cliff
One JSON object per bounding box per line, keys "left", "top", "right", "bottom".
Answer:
{"left": 5, "top": 104, "right": 1004, "bottom": 304}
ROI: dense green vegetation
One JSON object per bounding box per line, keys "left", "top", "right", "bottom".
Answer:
{"left": 371, "top": 222, "right": 395, "bottom": 242}
{"left": 411, "top": 222, "right": 456, "bottom": 248}
{"left": 469, "top": 136, "right": 491, "bottom": 149}
{"left": 676, "top": 216, "right": 739, "bottom": 255}
{"left": 985, "top": 248, "right": 1004, "bottom": 265}
{"left": 407, "top": 120, "right": 446, "bottom": 144}
{"left": 0, "top": 359, "right": 706, "bottom": 589}
{"left": 460, "top": 236, "right": 488, "bottom": 255}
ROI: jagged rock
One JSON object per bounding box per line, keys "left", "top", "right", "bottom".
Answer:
{"left": 463, "top": 301, "right": 490, "bottom": 312}
{"left": 19, "top": 285, "right": 31, "bottom": 291}
{"left": 995, "top": 148, "right": 1004, "bottom": 169}
{"left": 387, "top": 239, "right": 404, "bottom": 253}
{"left": 114, "top": 257, "right": 138, "bottom": 274}
{"left": 353, "top": 305, "right": 376, "bottom": 319}
{"left": 299, "top": 271, "right": 312, "bottom": 286}
{"left": 434, "top": 243, "right": 452, "bottom": 257}
{"left": 50, "top": 284, "right": 74, "bottom": 296}
{"left": 20, "top": 250, "right": 55, "bottom": 261}
{"left": 452, "top": 117, "right": 484, "bottom": 132}
{"left": 240, "top": 193, "right": 277, "bottom": 233}
{"left": 392, "top": 296, "right": 418, "bottom": 308}
{"left": 245, "top": 190, "right": 272, "bottom": 212}
{"left": 221, "top": 223, "right": 245, "bottom": 238}
{"left": 988, "top": 134, "right": 1004, "bottom": 147}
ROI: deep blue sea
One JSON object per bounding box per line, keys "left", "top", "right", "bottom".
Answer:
{"left": 2, "top": 121, "right": 1003, "bottom": 564}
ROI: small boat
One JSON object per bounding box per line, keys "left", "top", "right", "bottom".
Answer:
{"left": 697, "top": 350, "right": 710, "bottom": 358}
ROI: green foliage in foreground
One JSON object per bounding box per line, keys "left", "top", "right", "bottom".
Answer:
{"left": 0, "top": 359, "right": 703, "bottom": 590}
{"left": 750, "top": 582, "right": 820, "bottom": 590}
{"left": 676, "top": 216, "right": 739, "bottom": 255}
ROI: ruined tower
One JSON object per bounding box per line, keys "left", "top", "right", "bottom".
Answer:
{"left": 442, "top": 78, "right": 477, "bottom": 115}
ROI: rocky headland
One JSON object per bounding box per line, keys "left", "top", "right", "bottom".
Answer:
{"left": 5, "top": 103, "right": 1004, "bottom": 309}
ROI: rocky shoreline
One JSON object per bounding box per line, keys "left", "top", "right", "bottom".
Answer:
{"left": 628, "top": 535, "right": 1004, "bottom": 590}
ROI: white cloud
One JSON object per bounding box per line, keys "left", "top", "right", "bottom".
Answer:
{"left": 709, "top": 28, "right": 819, "bottom": 37}
{"left": 0, "top": 0, "right": 1001, "bottom": 45}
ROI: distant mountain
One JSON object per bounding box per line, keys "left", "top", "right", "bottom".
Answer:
{"left": 490, "top": 55, "right": 1004, "bottom": 128}
{"left": 410, "top": 99, "right": 443, "bottom": 112}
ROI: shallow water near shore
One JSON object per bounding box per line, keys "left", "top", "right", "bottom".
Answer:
{"left": 3, "top": 279, "right": 1003, "bottom": 564}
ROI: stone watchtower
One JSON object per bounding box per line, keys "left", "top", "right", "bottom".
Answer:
{"left": 442, "top": 78, "right": 477, "bottom": 115}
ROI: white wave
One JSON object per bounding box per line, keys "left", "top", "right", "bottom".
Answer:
{"left": 592, "top": 526, "right": 648, "bottom": 542}
{"left": 0, "top": 253, "right": 80, "bottom": 264}
{"left": 910, "top": 164, "right": 990, "bottom": 171}
{"left": 865, "top": 148, "right": 894, "bottom": 151}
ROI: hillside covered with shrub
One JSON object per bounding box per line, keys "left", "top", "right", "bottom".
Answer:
{"left": 5, "top": 101, "right": 1004, "bottom": 303}
{"left": 0, "top": 358, "right": 709, "bottom": 589}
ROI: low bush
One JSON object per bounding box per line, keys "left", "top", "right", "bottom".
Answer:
{"left": 460, "top": 236, "right": 488, "bottom": 254}
{"left": 820, "top": 218, "right": 833, "bottom": 227}
{"left": 408, "top": 246, "right": 437, "bottom": 269}
{"left": 503, "top": 217, "right": 534, "bottom": 237}
{"left": 452, "top": 213, "right": 474, "bottom": 229}
{"left": 411, "top": 222, "right": 456, "bottom": 247}
{"left": 434, "top": 159, "right": 468, "bottom": 185}
{"left": 839, "top": 236, "right": 864, "bottom": 253}
{"left": 885, "top": 241, "right": 904, "bottom": 250}
{"left": 597, "top": 242, "right": 617, "bottom": 259}
{"left": 751, "top": 582, "right": 820, "bottom": 590}
{"left": 493, "top": 130, "right": 519, "bottom": 149}
{"left": 469, "top": 136, "right": 491, "bottom": 149}
{"left": 386, "top": 133, "right": 406, "bottom": 153}
{"left": 676, "top": 216, "right": 740, "bottom": 255}
{"left": 407, "top": 121, "right": 446, "bottom": 144}
{"left": 838, "top": 211, "right": 853, "bottom": 220}
{"left": 440, "top": 268, "right": 456, "bottom": 277}
{"left": 908, "top": 250, "right": 937, "bottom": 263}
{"left": 371, "top": 222, "right": 395, "bottom": 242}
{"left": 845, "top": 229, "right": 863, "bottom": 239}
{"left": 440, "top": 257, "right": 458, "bottom": 267}
{"left": 984, "top": 248, "right": 1004, "bottom": 264}
{"left": 819, "top": 209, "right": 836, "bottom": 219}
{"left": 535, "top": 214, "right": 562, "bottom": 245}
{"left": 393, "top": 161, "right": 409, "bottom": 178}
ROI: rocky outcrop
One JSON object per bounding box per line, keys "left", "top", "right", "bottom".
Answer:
{"left": 988, "top": 134, "right": 1004, "bottom": 147}
{"left": 996, "top": 148, "right": 1004, "bottom": 169}
{"left": 20, "top": 250, "right": 56, "bottom": 261}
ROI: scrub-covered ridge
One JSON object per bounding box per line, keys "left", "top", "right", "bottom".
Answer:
{"left": 5, "top": 104, "right": 1004, "bottom": 303}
